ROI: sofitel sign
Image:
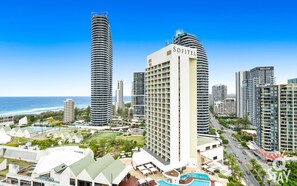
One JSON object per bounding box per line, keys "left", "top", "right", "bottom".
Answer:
{"left": 173, "top": 46, "right": 196, "bottom": 56}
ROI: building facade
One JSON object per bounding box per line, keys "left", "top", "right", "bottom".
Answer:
{"left": 223, "top": 98, "right": 236, "bottom": 116}
{"left": 91, "top": 14, "right": 113, "bottom": 126}
{"left": 145, "top": 44, "right": 197, "bottom": 165}
{"left": 248, "top": 66, "right": 275, "bottom": 125}
{"left": 256, "top": 84, "right": 297, "bottom": 152}
{"left": 131, "top": 72, "right": 145, "bottom": 119}
{"left": 236, "top": 71, "right": 250, "bottom": 117}
{"left": 212, "top": 84, "right": 227, "bottom": 106}
{"left": 173, "top": 30, "right": 209, "bottom": 134}
{"left": 115, "top": 80, "right": 125, "bottom": 113}
{"left": 288, "top": 78, "right": 297, "bottom": 84}
{"left": 64, "top": 99, "right": 75, "bottom": 123}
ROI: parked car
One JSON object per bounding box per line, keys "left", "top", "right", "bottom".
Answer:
{"left": 238, "top": 160, "right": 243, "bottom": 164}
{"left": 242, "top": 151, "right": 247, "bottom": 155}
{"left": 246, "top": 171, "right": 251, "bottom": 175}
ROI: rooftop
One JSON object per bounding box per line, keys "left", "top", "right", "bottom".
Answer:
{"left": 197, "top": 136, "right": 219, "bottom": 146}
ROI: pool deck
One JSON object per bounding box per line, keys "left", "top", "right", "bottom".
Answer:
{"left": 120, "top": 158, "right": 228, "bottom": 186}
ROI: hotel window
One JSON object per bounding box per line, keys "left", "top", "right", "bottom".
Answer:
{"left": 167, "top": 50, "right": 172, "bottom": 56}
{"left": 70, "top": 178, "right": 75, "bottom": 186}
{"left": 213, "top": 156, "right": 218, "bottom": 160}
{"left": 206, "top": 146, "right": 210, "bottom": 150}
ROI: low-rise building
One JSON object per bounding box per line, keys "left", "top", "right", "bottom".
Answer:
{"left": 1, "top": 152, "right": 131, "bottom": 186}
{"left": 197, "top": 136, "right": 224, "bottom": 164}
{"left": 0, "top": 126, "right": 11, "bottom": 135}
{"left": 18, "top": 116, "right": 28, "bottom": 126}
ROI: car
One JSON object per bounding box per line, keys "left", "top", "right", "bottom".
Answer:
{"left": 246, "top": 171, "right": 251, "bottom": 175}
{"left": 242, "top": 151, "right": 247, "bottom": 155}
{"left": 238, "top": 160, "right": 243, "bottom": 164}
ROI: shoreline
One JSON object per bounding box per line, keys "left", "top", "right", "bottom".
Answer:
{"left": 0, "top": 105, "right": 90, "bottom": 117}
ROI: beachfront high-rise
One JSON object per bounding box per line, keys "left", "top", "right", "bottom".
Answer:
{"left": 64, "top": 99, "right": 75, "bottom": 123}
{"left": 91, "top": 13, "right": 112, "bottom": 126}
{"left": 248, "top": 66, "right": 275, "bottom": 125}
{"left": 173, "top": 30, "right": 209, "bottom": 134}
{"left": 145, "top": 44, "right": 197, "bottom": 165}
{"left": 212, "top": 84, "right": 227, "bottom": 106}
{"left": 255, "top": 84, "right": 297, "bottom": 152}
{"left": 131, "top": 72, "right": 145, "bottom": 119}
{"left": 115, "top": 80, "right": 125, "bottom": 113}
{"left": 235, "top": 71, "right": 250, "bottom": 117}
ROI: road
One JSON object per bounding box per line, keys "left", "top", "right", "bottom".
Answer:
{"left": 210, "top": 114, "right": 260, "bottom": 186}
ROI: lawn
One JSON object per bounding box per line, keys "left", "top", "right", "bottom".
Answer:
{"left": 117, "top": 135, "right": 145, "bottom": 147}
{"left": 4, "top": 137, "right": 32, "bottom": 147}
{"left": 83, "top": 132, "right": 145, "bottom": 146}
{"left": 83, "top": 132, "right": 121, "bottom": 143}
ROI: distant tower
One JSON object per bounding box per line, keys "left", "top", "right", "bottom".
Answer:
{"left": 248, "top": 66, "right": 274, "bottom": 125}
{"left": 64, "top": 99, "right": 75, "bottom": 123}
{"left": 115, "top": 80, "right": 125, "bottom": 113}
{"left": 91, "top": 13, "right": 113, "bottom": 126}
{"left": 131, "top": 72, "right": 145, "bottom": 119}
{"left": 212, "top": 84, "right": 227, "bottom": 105}
{"left": 235, "top": 71, "right": 250, "bottom": 117}
{"left": 173, "top": 30, "right": 209, "bottom": 134}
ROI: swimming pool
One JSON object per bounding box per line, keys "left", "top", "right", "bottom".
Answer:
{"left": 180, "top": 172, "right": 210, "bottom": 180}
{"left": 158, "top": 180, "right": 210, "bottom": 186}
{"left": 158, "top": 173, "right": 210, "bottom": 186}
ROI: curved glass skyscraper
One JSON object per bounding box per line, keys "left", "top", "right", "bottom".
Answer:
{"left": 91, "top": 14, "right": 112, "bottom": 126}
{"left": 173, "top": 30, "right": 209, "bottom": 134}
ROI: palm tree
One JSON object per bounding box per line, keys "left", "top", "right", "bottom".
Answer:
{"left": 238, "top": 171, "right": 245, "bottom": 182}
{"left": 254, "top": 164, "right": 262, "bottom": 178}
{"left": 250, "top": 158, "right": 257, "bottom": 171}
{"left": 259, "top": 169, "right": 267, "bottom": 182}
{"left": 233, "top": 165, "right": 241, "bottom": 181}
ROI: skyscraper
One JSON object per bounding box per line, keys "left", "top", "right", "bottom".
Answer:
{"left": 64, "top": 99, "right": 75, "bottom": 123}
{"left": 91, "top": 14, "right": 112, "bottom": 126}
{"left": 173, "top": 30, "right": 209, "bottom": 134}
{"left": 235, "top": 71, "right": 250, "bottom": 117}
{"left": 145, "top": 44, "right": 197, "bottom": 166}
{"left": 131, "top": 72, "right": 145, "bottom": 119}
{"left": 248, "top": 66, "right": 274, "bottom": 125}
{"left": 256, "top": 84, "right": 297, "bottom": 152}
{"left": 115, "top": 80, "right": 125, "bottom": 113}
{"left": 212, "top": 84, "right": 227, "bottom": 105}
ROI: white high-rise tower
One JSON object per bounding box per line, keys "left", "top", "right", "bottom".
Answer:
{"left": 145, "top": 44, "right": 198, "bottom": 166}
{"left": 115, "top": 80, "right": 125, "bottom": 113}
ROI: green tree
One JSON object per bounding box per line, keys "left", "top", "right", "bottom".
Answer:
{"left": 250, "top": 158, "right": 257, "bottom": 171}
{"left": 259, "top": 169, "right": 267, "bottom": 182}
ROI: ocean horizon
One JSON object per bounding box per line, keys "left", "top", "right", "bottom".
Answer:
{"left": 0, "top": 96, "right": 131, "bottom": 116}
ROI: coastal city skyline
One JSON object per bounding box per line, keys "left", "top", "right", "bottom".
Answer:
{"left": 1, "top": 0, "right": 297, "bottom": 96}
{"left": 1, "top": 1, "right": 297, "bottom": 185}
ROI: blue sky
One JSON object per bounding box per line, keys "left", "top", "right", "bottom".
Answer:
{"left": 0, "top": 0, "right": 296, "bottom": 96}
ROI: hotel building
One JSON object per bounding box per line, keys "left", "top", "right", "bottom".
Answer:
{"left": 145, "top": 44, "right": 197, "bottom": 166}
{"left": 131, "top": 72, "right": 145, "bottom": 119}
{"left": 91, "top": 13, "right": 112, "bottom": 126}
{"left": 64, "top": 99, "right": 75, "bottom": 123}
{"left": 256, "top": 84, "right": 297, "bottom": 152}
{"left": 173, "top": 30, "right": 209, "bottom": 134}
{"left": 115, "top": 80, "right": 125, "bottom": 113}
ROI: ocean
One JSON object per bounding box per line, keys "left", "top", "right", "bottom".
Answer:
{"left": 0, "top": 96, "right": 131, "bottom": 116}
